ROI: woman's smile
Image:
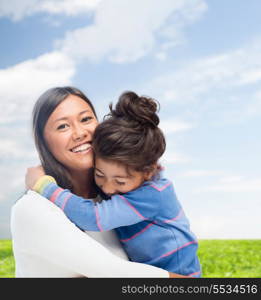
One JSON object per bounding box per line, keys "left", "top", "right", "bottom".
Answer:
{"left": 70, "top": 142, "right": 92, "bottom": 154}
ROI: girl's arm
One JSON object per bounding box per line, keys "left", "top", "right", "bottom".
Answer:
{"left": 32, "top": 176, "right": 160, "bottom": 232}
{"left": 11, "top": 190, "right": 170, "bottom": 278}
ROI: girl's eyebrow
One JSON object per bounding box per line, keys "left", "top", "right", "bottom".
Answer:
{"left": 95, "top": 168, "right": 105, "bottom": 175}
{"left": 54, "top": 110, "right": 92, "bottom": 123}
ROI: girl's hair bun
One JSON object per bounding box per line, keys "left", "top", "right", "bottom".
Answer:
{"left": 94, "top": 90, "right": 166, "bottom": 175}
{"left": 109, "top": 91, "right": 160, "bottom": 128}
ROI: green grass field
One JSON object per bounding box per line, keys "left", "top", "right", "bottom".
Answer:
{"left": 0, "top": 240, "right": 14, "bottom": 278}
{"left": 0, "top": 239, "right": 260, "bottom": 278}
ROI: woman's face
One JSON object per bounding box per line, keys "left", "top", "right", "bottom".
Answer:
{"left": 44, "top": 95, "right": 98, "bottom": 173}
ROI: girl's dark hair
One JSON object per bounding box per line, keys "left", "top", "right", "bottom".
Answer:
{"left": 33, "top": 86, "right": 97, "bottom": 190}
{"left": 93, "top": 91, "right": 166, "bottom": 176}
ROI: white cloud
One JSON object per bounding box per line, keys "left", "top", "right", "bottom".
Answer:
{"left": 196, "top": 176, "right": 261, "bottom": 193}
{"left": 161, "top": 151, "right": 190, "bottom": 165}
{"left": 238, "top": 69, "right": 261, "bottom": 85}
{"left": 0, "top": 0, "right": 101, "bottom": 21}
{"left": 157, "top": 119, "right": 193, "bottom": 165}
{"left": 149, "top": 39, "right": 261, "bottom": 103}
{"left": 218, "top": 176, "right": 245, "bottom": 184}
{"left": 155, "top": 52, "right": 167, "bottom": 61}
{"left": 0, "top": 139, "right": 26, "bottom": 160}
{"left": 145, "top": 38, "right": 261, "bottom": 126}
{"left": 245, "top": 89, "right": 261, "bottom": 117}
{"left": 0, "top": 162, "right": 32, "bottom": 191}
{"left": 39, "top": 0, "right": 102, "bottom": 16}
{"left": 159, "top": 119, "right": 195, "bottom": 134}
{"left": 0, "top": 0, "right": 207, "bottom": 64}
{"left": 0, "top": 51, "right": 75, "bottom": 124}
{"left": 57, "top": 0, "right": 207, "bottom": 63}
{"left": 180, "top": 170, "right": 223, "bottom": 178}
{"left": 0, "top": 131, "right": 38, "bottom": 161}
{"left": 157, "top": 119, "right": 194, "bottom": 165}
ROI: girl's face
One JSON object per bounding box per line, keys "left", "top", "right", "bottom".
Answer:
{"left": 44, "top": 95, "right": 98, "bottom": 173}
{"left": 94, "top": 157, "right": 149, "bottom": 196}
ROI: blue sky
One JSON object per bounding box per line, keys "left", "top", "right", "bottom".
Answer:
{"left": 0, "top": 0, "right": 260, "bottom": 239}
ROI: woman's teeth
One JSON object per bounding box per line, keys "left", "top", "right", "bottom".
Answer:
{"left": 71, "top": 143, "right": 91, "bottom": 153}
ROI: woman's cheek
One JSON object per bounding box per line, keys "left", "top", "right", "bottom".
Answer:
{"left": 90, "top": 122, "right": 98, "bottom": 134}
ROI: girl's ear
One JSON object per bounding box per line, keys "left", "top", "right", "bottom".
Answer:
{"left": 144, "top": 164, "right": 157, "bottom": 180}
{"left": 144, "top": 172, "right": 152, "bottom": 181}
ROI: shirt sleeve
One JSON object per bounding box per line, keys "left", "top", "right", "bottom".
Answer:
{"left": 11, "top": 190, "right": 168, "bottom": 278}
{"left": 35, "top": 176, "right": 160, "bottom": 232}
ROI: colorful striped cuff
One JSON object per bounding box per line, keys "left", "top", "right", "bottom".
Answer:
{"left": 33, "top": 175, "right": 57, "bottom": 194}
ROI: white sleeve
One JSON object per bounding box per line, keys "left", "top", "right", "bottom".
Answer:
{"left": 11, "top": 191, "right": 168, "bottom": 278}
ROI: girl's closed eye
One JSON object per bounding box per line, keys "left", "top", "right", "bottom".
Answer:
{"left": 116, "top": 180, "right": 126, "bottom": 186}
{"left": 95, "top": 173, "right": 104, "bottom": 178}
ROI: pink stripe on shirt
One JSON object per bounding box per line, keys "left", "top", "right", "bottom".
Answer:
{"left": 120, "top": 222, "right": 155, "bottom": 243}
{"left": 61, "top": 194, "right": 72, "bottom": 211}
{"left": 158, "top": 241, "right": 198, "bottom": 259}
{"left": 164, "top": 209, "right": 183, "bottom": 223}
{"left": 118, "top": 195, "right": 146, "bottom": 220}
{"left": 150, "top": 182, "right": 171, "bottom": 191}
{"left": 95, "top": 206, "right": 103, "bottom": 232}
{"left": 50, "top": 188, "right": 64, "bottom": 203}
{"left": 188, "top": 271, "right": 201, "bottom": 277}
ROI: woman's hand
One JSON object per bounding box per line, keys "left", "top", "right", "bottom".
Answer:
{"left": 25, "top": 165, "right": 46, "bottom": 190}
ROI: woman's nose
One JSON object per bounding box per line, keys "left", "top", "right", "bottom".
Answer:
{"left": 72, "top": 124, "right": 87, "bottom": 141}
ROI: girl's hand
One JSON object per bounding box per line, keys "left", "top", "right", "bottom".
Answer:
{"left": 25, "top": 165, "right": 46, "bottom": 190}
{"left": 168, "top": 272, "right": 191, "bottom": 278}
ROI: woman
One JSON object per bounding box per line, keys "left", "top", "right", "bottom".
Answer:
{"left": 11, "top": 86, "right": 185, "bottom": 277}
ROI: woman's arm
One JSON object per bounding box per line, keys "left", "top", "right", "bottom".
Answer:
{"left": 11, "top": 190, "right": 169, "bottom": 278}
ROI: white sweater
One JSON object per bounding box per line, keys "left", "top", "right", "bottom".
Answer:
{"left": 11, "top": 191, "right": 168, "bottom": 278}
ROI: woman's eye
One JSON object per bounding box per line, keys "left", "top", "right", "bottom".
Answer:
{"left": 81, "top": 116, "right": 92, "bottom": 122}
{"left": 57, "top": 124, "right": 68, "bottom": 130}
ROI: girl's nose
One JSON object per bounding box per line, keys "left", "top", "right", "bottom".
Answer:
{"left": 101, "top": 182, "right": 116, "bottom": 196}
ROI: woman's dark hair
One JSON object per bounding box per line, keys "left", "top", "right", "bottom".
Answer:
{"left": 33, "top": 86, "right": 97, "bottom": 190}
{"left": 93, "top": 91, "right": 166, "bottom": 176}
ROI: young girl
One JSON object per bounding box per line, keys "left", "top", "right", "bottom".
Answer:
{"left": 29, "top": 91, "right": 201, "bottom": 277}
